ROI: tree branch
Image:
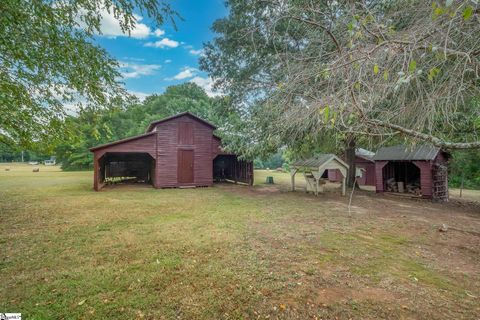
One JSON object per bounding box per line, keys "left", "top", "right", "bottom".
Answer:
{"left": 349, "top": 88, "right": 480, "bottom": 149}
{"left": 365, "top": 119, "right": 480, "bottom": 149}
{"left": 285, "top": 16, "right": 342, "bottom": 54}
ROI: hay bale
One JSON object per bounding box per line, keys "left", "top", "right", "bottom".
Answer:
{"left": 5, "top": 168, "right": 10, "bottom": 171}
{"left": 33, "top": 168, "right": 39, "bottom": 172}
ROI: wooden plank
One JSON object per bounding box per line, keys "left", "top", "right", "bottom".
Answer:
{"left": 178, "top": 122, "right": 194, "bottom": 145}
{"left": 178, "top": 149, "right": 194, "bottom": 183}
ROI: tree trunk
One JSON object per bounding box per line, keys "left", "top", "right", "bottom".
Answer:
{"left": 345, "top": 134, "right": 357, "bottom": 188}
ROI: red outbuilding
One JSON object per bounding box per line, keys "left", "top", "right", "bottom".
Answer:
{"left": 328, "top": 148, "right": 376, "bottom": 186}
{"left": 90, "top": 112, "right": 253, "bottom": 191}
{"left": 373, "top": 144, "right": 449, "bottom": 200}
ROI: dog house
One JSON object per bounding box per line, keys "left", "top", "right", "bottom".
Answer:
{"left": 290, "top": 154, "right": 349, "bottom": 196}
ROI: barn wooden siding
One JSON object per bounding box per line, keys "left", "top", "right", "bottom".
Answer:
{"left": 412, "top": 161, "right": 433, "bottom": 198}
{"left": 155, "top": 115, "right": 215, "bottom": 187}
{"left": 90, "top": 112, "right": 253, "bottom": 191}
{"left": 92, "top": 133, "right": 156, "bottom": 190}
{"left": 374, "top": 161, "right": 388, "bottom": 193}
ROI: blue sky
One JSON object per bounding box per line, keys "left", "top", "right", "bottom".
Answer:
{"left": 94, "top": 0, "right": 228, "bottom": 99}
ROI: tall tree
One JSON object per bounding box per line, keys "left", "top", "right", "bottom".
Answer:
{"left": 0, "top": 0, "right": 177, "bottom": 148}
{"left": 201, "top": 0, "right": 480, "bottom": 162}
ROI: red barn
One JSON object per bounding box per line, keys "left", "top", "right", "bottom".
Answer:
{"left": 373, "top": 145, "right": 449, "bottom": 200}
{"left": 328, "top": 148, "right": 376, "bottom": 186}
{"left": 90, "top": 112, "right": 253, "bottom": 191}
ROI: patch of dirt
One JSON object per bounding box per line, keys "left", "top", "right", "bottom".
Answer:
{"left": 221, "top": 181, "right": 480, "bottom": 318}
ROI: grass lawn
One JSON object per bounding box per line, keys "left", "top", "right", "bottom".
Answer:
{"left": 1, "top": 164, "right": 480, "bottom": 319}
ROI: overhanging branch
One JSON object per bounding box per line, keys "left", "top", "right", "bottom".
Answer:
{"left": 365, "top": 119, "right": 480, "bottom": 150}
{"left": 349, "top": 88, "right": 480, "bottom": 150}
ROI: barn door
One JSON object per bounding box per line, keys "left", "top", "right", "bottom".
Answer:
{"left": 178, "top": 149, "right": 194, "bottom": 183}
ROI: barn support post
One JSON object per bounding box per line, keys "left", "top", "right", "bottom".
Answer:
{"left": 93, "top": 154, "right": 99, "bottom": 191}
{"left": 374, "top": 161, "right": 389, "bottom": 193}
{"left": 290, "top": 168, "right": 298, "bottom": 191}
{"left": 413, "top": 161, "right": 433, "bottom": 198}
{"left": 249, "top": 161, "right": 254, "bottom": 186}
{"left": 93, "top": 152, "right": 107, "bottom": 191}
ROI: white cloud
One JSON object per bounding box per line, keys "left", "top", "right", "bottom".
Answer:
{"left": 92, "top": 10, "right": 151, "bottom": 39}
{"left": 190, "top": 76, "right": 221, "bottom": 97}
{"left": 76, "top": 7, "right": 168, "bottom": 39}
{"left": 129, "top": 90, "right": 150, "bottom": 101}
{"left": 164, "top": 59, "right": 172, "bottom": 63}
{"left": 144, "top": 38, "right": 179, "bottom": 48}
{"left": 189, "top": 49, "right": 204, "bottom": 56}
{"left": 153, "top": 28, "right": 165, "bottom": 37}
{"left": 122, "top": 56, "right": 145, "bottom": 62}
{"left": 119, "top": 62, "right": 161, "bottom": 79}
{"left": 170, "top": 67, "right": 197, "bottom": 80}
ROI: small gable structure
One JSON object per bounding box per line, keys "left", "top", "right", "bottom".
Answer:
{"left": 290, "top": 154, "right": 349, "bottom": 196}
{"left": 90, "top": 112, "right": 253, "bottom": 191}
{"left": 373, "top": 144, "right": 449, "bottom": 201}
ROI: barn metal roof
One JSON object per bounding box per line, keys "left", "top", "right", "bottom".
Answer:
{"left": 356, "top": 148, "right": 375, "bottom": 161}
{"left": 373, "top": 144, "right": 440, "bottom": 161}
{"left": 146, "top": 112, "right": 217, "bottom": 132}
{"left": 89, "top": 131, "right": 156, "bottom": 151}
{"left": 292, "top": 154, "right": 348, "bottom": 169}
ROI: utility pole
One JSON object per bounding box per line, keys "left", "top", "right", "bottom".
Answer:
{"left": 21, "top": 151, "right": 24, "bottom": 162}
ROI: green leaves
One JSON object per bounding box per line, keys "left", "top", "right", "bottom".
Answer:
{"left": 463, "top": 6, "right": 473, "bottom": 21}
{"left": 432, "top": 2, "right": 446, "bottom": 18}
{"left": 318, "top": 106, "right": 330, "bottom": 124}
{"left": 383, "top": 70, "right": 389, "bottom": 81}
{"left": 201, "top": 0, "right": 480, "bottom": 157}
{"left": 0, "top": 0, "right": 176, "bottom": 149}
{"left": 408, "top": 60, "right": 417, "bottom": 73}
{"left": 428, "top": 67, "right": 441, "bottom": 81}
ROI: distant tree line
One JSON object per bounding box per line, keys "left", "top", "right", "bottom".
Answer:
{"left": 0, "top": 145, "right": 50, "bottom": 163}
{"left": 449, "top": 150, "right": 480, "bottom": 189}
{"left": 254, "top": 151, "right": 286, "bottom": 170}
